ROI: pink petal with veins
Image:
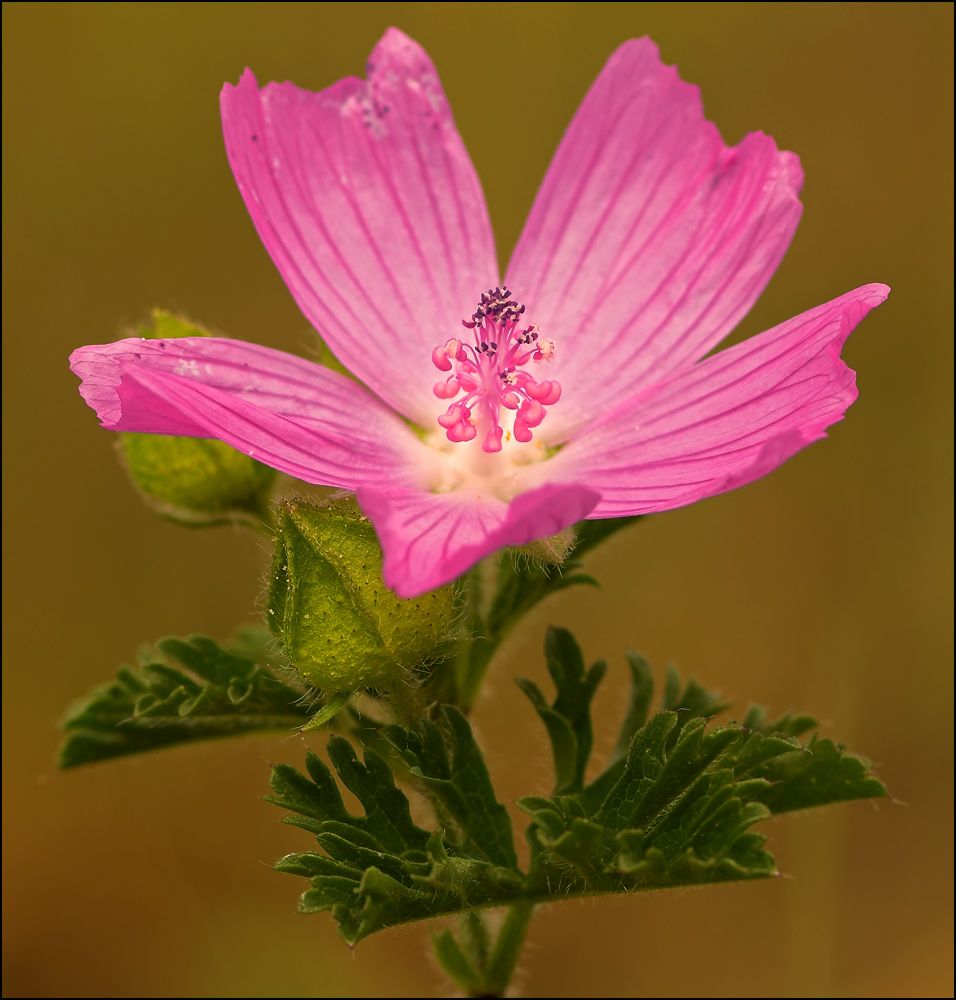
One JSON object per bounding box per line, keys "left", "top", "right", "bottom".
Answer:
{"left": 70, "top": 337, "right": 420, "bottom": 490}
{"left": 508, "top": 38, "right": 804, "bottom": 441}
{"left": 70, "top": 30, "right": 890, "bottom": 598}
{"left": 549, "top": 284, "right": 889, "bottom": 514}
{"left": 357, "top": 483, "right": 600, "bottom": 597}
{"left": 220, "top": 28, "right": 497, "bottom": 426}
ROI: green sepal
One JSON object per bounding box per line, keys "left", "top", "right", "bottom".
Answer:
{"left": 117, "top": 310, "right": 276, "bottom": 527}
{"left": 299, "top": 693, "right": 352, "bottom": 732}
{"left": 59, "top": 630, "right": 316, "bottom": 767}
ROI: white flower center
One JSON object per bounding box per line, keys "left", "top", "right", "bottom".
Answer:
{"left": 422, "top": 428, "right": 551, "bottom": 502}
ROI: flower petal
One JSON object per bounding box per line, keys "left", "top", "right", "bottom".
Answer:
{"left": 547, "top": 284, "right": 889, "bottom": 515}
{"left": 506, "top": 37, "right": 804, "bottom": 440}
{"left": 356, "top": 483, "right": 601, "bottom": 598}
{"left": 220, "top": 28, "right": 497, "bottom": 426}
{"left": 69, "top": 337, "right": 421, "bottom": 489}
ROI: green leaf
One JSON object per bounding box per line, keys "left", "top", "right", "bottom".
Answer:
{"left": 324, "top": 736, "right": 431, "bottom": 854}
{"left": 609, "top": 651, "right": 654, "bottom": 763}
{"left": 572, "top": 515, "right": 643, "bottom": 558}
{"left": 268, "top": 725, "right": 521, "bottom": 945}
{"left": 271, "top": 631, "right": 887, "bottom": 949}
{"left": 485, "top": 514, "right": 643, "bottom": 644}
{"left": 514, "top": 635, "right": 887, "bottom": 898}
{"left": 583, "top": 653, "right": 730, "bottom": 811}
{"left": 752, "top": 734, "right": 889, "bottom": 813}
{"left": 516, "top": 631, "right": 730, "bottom": 813}
{"left": 518, "top": 713, "right": 784, "bottom": 898}
{"left": 445, "top": 517, "right": 643, "bottom": 711}
{"left": 516, "top": 628, "right": 606, "bottom": 794}
{"left": 384, "top": 707, "right": 517, "bottom": 869}
{"left": 59, "top": 630, "right": 318, "bottom": 767}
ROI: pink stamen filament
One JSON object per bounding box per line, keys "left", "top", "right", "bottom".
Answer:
{"left": 431, "top": 288, "right": 561, "bottom": 453}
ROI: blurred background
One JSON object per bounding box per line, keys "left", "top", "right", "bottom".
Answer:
{"left": 3, "top": 3, "right": 952, "bottom": 997}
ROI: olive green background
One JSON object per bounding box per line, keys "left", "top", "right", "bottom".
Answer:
{"left": 3, "top": 3, "right": 952, "bottom": 997}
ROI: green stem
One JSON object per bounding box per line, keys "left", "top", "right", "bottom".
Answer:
{"left": 382, "top": 678, "right": 426, "bottom": 731}
{"left": 457, "top": 638, "right": 497, "bottom": 714}
{"left": 448, "top": 564, "right": 491, "bottom": 711}
{"left": 480, "top": 900, "right": 536, "bottom": 997}
{"left": 433, "top": 902, "right": 536, "bottom": 998}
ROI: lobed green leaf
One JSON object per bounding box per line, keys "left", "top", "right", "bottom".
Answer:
{"left": 270, "top": 629, "right": 888, "bottom": 945}
{"left": 59, "top": 630, "right": 317, "bottom": 767}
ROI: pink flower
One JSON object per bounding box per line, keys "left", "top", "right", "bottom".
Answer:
{"left": 70, "top": 29, "right": 888, "bottom": 598}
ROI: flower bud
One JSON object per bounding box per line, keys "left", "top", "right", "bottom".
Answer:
{"left": 119, "top": 434, "right": 276, "bottom": 526}
{"left": 512, "top": 525, "right": 577, "bottom": 567}
{"left": 267, "top": 498, "right": 457, "bottom": 691}
{"left": 118, "top": 311, "right": 276, "bottom": 525}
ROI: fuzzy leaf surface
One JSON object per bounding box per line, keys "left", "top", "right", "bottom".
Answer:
{"left": 271, "top": 632, "right": 887, "bottom": 942}
{"left": 59, "top": 630, "right": 316, "bottom": 767}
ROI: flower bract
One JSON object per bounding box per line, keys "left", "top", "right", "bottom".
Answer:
{"left": 70, "top": 29, "right": 888, "bottom": 597}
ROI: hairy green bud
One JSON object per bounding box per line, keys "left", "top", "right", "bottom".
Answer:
{"left": 512, "top": 526, "right": 577, "bottom": 567}
{"left": 119, "top": 433, "right": 276, "bottom": 526}
{"left": 267, "top": 499, "right": 457, "bottom": 691}
{"left": 117, "top": 311, "right": 276, "bottom": 526}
